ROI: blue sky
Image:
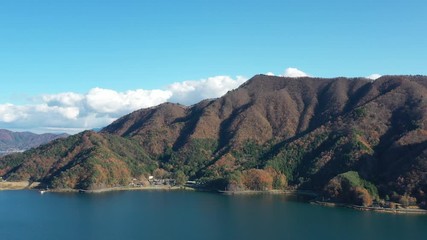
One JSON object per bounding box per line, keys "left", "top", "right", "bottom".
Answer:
{"left": 0, "top": 0, "right": 426, "bottom": 133}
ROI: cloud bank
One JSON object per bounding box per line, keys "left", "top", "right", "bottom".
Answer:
{"left": 0, "top": 75, "right": 247, "bottom": 134}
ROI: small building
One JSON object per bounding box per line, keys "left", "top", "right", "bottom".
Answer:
{"left": 186, "top": 180, "right": 197, "bottom": 186}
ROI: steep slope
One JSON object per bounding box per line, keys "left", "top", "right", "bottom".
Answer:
{"left": 104, "top": 75, "right": 371, "bottom": 152}
{"left": 0, "top": 129, "right": 68, "bottom": 155}
{"left": 1, "top": 75, "right": 427, "bottom": 208}
{"left": 103, "top": 102, "right": 188, "bottom": 155}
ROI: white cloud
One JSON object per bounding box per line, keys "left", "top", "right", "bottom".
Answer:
{"left": 283, "top": 67, "right": 309, "bottom": 78}
{"left": 58, "top": 107, "right": 80, "bottom": 120}
{"left": 168, "top": 75, "right": 247, "bottom": 105}
{"left": 0, "top": 104, "right": 28, "bottom": 123}
{"left": 85, "top": 88, "right": 173, "bottom": 115}
{"left": 86, "top": 88, "right": 124, "bottom": 113}
{"left": 265, "top": 72, "right": 275, "bottom": 76}
{"left": 366, "top": 74, "right": 382, "bottom": 80}
{"left": 42, "top": 92, "right": 84, "bottom": 107}
{"left": 0, "top": 75, "right": 247, "bottom": 134}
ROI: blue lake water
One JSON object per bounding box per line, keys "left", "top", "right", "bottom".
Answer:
{"left": 1, "top": 190, "right": 426, "bottom": 240}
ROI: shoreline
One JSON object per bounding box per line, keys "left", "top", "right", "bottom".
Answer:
{"left": 217, "top": 189, "right": 425, "bottom": 215}
{"left": 311, "top": 201, "right": 427, "bottom": 215}
{"left": 218, "top": 189, "right": 318, "bottom": 197}
{"left": 0, "top": 181, "right": 194, "bottom": 193}
{"left": 2, "top": 181, "right": 426, "bottom": 215}
{"left": 48, "top": 185, "right": 196, "bottom": 193}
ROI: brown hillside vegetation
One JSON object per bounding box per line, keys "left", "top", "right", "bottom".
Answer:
{"left": 1, "top": 75, "right": 427, "bottom": 208}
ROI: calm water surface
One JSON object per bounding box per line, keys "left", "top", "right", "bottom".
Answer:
{"left": 1, "top": 190, "right": 426, "bottom": 240}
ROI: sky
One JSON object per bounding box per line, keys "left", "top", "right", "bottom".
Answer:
{"left": 0, "top": 0, "right": 426, "bottom": 133}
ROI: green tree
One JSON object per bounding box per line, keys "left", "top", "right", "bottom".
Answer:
{"left": 174, "top": 170, "right": 188, "bottom": 186}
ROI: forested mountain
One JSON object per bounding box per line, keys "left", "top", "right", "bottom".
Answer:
{"left": 2, "top": 75, "right": 427, "bottom": 208}
{"left": 0, "top": 129, "right": 68, "bottom": 155}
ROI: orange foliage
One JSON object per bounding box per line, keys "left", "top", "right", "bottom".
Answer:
{"left": 352, "top": 187, "right": 373, "bottom": 207}
{"left": 243, "top": 169, "right": 273, "bottom": 191}
{"left": 264, "top": 166, "right": 287, "bottom": 189}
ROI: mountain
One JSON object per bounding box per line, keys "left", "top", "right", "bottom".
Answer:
{"left": 1, "top": 75, "right": 427, "bottom": 208}
{"left": 0, "top": 129, "right": 68, "bottom": 156}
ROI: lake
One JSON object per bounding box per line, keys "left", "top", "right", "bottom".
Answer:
{"left": 1, "top": 190, "right": 426, "bottom": 240}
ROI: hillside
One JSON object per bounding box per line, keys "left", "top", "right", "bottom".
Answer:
{"left": 1, "top": 75, "right": 427, "bottom": 208}
{"left": 0, "top": 131, "right": 156, "bottom": 190}
{"left": 0, "top": 129, "right": 68, "bottom": 156}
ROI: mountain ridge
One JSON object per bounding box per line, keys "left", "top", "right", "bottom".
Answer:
{"left": 2, "top": 75, "right": 427, "bottom": 208}
{"left": 0, "top": 129, "right": 68, "bottom": 156}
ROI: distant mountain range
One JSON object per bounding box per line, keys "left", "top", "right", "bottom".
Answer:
{"left": 0, "top": 129, "right": 68, "bottom": 156}
{"left": 1, "top": 75, "right": 427, "bottom": 208}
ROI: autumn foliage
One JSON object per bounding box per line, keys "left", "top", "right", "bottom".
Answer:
{"left": 242, "top": 169, "right": 273, "bottom": 191}
{"left": 2, "top": 75, "right": 427, "bottom": 208}
{"left": 352, "top": 187, "right": 373, "bottom": 207}
{"left": 324, "top": 171, "right": 376, "bottom": 206}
